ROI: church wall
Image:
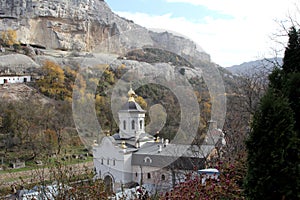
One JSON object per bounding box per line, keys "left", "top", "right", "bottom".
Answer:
{"left": 132, "top": 165, "right": 174, "bottom": 193}
{"left": 132, "top": 165, "right": 192, "bottom": 193}
{"left": 122, "top": 153, "right": 133, "bottom": 183}
{"left": 94, "top": 157, "right": 125, "bottom": 183}
{"left": 93, "top": 137, "right": 134, "bottom": 187}
{"left": 94, "top": 153, "right": 135, "bottom": 191}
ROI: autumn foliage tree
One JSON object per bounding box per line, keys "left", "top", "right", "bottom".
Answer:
{"left": 38, "top": 61, "right": 74, "bottom": 101}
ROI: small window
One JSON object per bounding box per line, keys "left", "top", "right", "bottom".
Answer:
{"left": 107, "top": 159, "right": 109, "bottom": 165}
{"left": 147, "top": 173, "right": 151, "bottom": 179}
{"left": 123, "top": 120, "right": 126, "bottom": 130}
{"left": 101, "top": 158, "right": 103, "bottom": 165}
{"left": 161, "top": 174, "right": 166, "bottom": 181}
{"left": 131, "top": 120, "right": 135, "bottom": 130}
{"left": 113, "top": 159, "right": 116, "bottom": 166}
{"left": 139, "top": 120, "right": 143, "bottom": 129}
{"left": 136, "top": 172, "right": 138, "bottom": 177}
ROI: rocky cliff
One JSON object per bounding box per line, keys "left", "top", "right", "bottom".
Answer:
{"left": 0, "top": 0, "right": 210, "bottom": 61}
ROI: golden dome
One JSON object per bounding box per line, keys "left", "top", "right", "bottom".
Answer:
{"left": 128, "top": 87, "right": 136, "bottom": 102}
{"left": 121, "top": 141, "right": 127, "bottom": 149}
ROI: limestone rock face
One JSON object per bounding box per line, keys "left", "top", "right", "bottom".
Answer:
{"left": 0, "top": 0, "right": 210, "bottom": 62}
{"left": 150, "top": 31, "right": 210, "bottom": 62}
{"left": 0, "top": 54, "right": 39, "bottom": 68}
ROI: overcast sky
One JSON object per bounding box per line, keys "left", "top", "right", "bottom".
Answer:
{"left": 105, "top": 0, "right": 299, "bottom": 67}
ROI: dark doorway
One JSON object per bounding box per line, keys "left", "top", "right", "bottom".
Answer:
{"left": 3, "top": 79, "right": 7, "bottom": 84}
{"left": 104, "top": 175, "right": 113, "bottom": 193}
{"left": 23, "top": 78, "right": 27, "bottom": 83}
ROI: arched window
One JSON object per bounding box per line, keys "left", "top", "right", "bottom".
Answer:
{"left": 101, "top": 158, "right": 104, "bottom": 165}
{"left": 144, "top": 156, "right": 152, "bottom": 163}
{"left": 147, "top": 173, "right": 151, "bottom": 179}
{"left": 131, "top": 120, "right": 135, "bottom": 130}
{"left": 123, "top": 120, "right": 126, "bottom": 130}
{"left": 139, "top": 120, "right": 143, "bottom": 129}
{"left": 161, "top": 174, "right": 166, "bottom": 181}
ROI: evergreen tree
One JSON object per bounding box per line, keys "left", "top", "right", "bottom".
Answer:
{"left": 245, "top": 91, "right": 298, "bottom": 199}
{"left": 283, "top": 72, "right": 300, "bottom": 135}
{"left": 245, "top": 26, "right": 300, "bottom": 200}
{"left": 282, "top": 27, "right": 300, "bottom": 74}
{"left": 281, "top": 27, "right": 300, "bottom": 134}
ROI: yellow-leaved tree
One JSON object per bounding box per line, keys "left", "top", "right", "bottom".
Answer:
{"left": 1, "top": 29, "right": 18, "bottom": 47}
{"left": 135, "top": 96, "right": 147, "bottom": 109}
{"left": 38, "top": 60, "right": 71, "bottom": 100}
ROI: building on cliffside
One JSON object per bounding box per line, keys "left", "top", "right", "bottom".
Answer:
{"left": 0, "top": 68, "right": 31, "bottom": 85}
{"left": 0, "top": 75, "right": 31, "bottom": 85}
{"left": 93, "top": 88, "right": 226, "bottom": 194}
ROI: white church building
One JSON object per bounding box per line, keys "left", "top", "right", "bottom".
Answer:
{"left": 93, "top": 88, "right": 225, "bottom": 193}
{"left": 0, "top": 75, "right": 31, "bottom": 85}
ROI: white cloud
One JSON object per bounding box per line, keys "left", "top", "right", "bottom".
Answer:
{"left": 115, "top": 0, "right": 299, "bottom": 67}
{"left": 165, "top": 0, "right": 295, "bottom": 19}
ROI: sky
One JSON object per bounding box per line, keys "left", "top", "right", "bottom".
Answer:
{"left": 105, "top": 0, "right": 299, "bottom": 67}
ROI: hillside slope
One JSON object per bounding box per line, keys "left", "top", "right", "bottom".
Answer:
{"left": 227, "top": 57, "right": 282, "bottom": 75}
